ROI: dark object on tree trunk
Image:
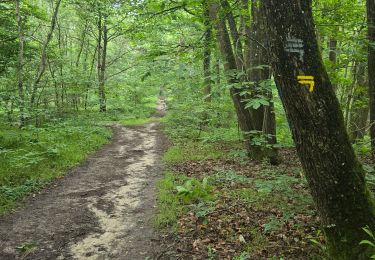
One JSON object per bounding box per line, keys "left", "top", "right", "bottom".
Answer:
{"left": 263, "top": 0, "right": 375, "bottom": 259}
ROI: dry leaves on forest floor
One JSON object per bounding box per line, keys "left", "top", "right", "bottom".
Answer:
{"left": 158, "top": 148, "right": 323, "bottom": 259}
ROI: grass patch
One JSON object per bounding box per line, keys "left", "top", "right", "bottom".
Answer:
{"left": 154, "top": 172, "right": 185, "bottom": 229}
{"left": 0, "top": 118, "right": 112, "bottom": 213}
{"left": 242, "top": 229, "right": 269, "bottom": 256}
{"left": 154, "top": 172, "right": 216, "bottom": 230}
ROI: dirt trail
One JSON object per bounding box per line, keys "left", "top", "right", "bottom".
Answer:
{"left": 0, "top": 101, "right": 167, "bottom": 260}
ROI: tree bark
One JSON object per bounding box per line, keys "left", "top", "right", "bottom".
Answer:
{"left": 328, "top": 38, "right": 338, "bottom": 93}
{"left": 350, "top": 63, "right": 369, "bottom": 141}
{"left": 209, "top": 2, "right": 255, "bottom": 152}
{"left": 203, "top": 2, "right": 212, "bottom": 102}
{"left": 16, "top": 0, "right": 25, "bottom": 127}
{"left": 329, "top": 39, "right": 337, "bottom": 64}
{"left": 221, "top": 0, "right": 245, "bottom": 71}
{"left": 30, "top": 0, "right": 62, "bottom": 106}
{"left": 243, "top": 0, "right": 278, "bottom": 162}
{"left": 97, "top": 13, "right": 107, "bottom": 112}
{"left": 368, "top": 0, "right": 375, "bottom": 158}
{"left": 344, "top": 61, "right": 358, "bottom": 129}
{"left": 263, "top": 1, "right": 375, "bottom": 258}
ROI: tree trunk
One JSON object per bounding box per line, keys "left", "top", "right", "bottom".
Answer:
{"left": 328, "top": 38, "right": 338, "bottom": 92}
{"left": 243, "top": 0, "right": 278, "bottom": 162}
{"left": 47, "top": 57, "right": 60, "bottom": 111}
{"left": 76, "top": 21, "right": 88, "bottom": 67}
{"left": 350, "top": 63, "right": 369, "bottom": 141}
{"left": 30, "top": 0, "right": 61, "bottom": 106}
{"left": 203, "top": 2, "right": 212, "bottom": 102}
{"left": 344, "top": 61, "right": 358, "bottom": 129}
{"left": 329, "top": 38, "right": 338, "bottom": 65}
{"left": 16, "top": 0, "right": 25, "bottom": 127}
{"left": 209, "top": 2, "right": 255, "bottom": 152}
{"left": 97, "top": 14, "right": 107, "bottom": 112}
{"left": 263, "top": 1, "right": 375, "bottom": 259}
{"left": 368, "top": 0, "right": 375, "bottom": 158}
{"left": 221, "top": 0, "right": 245, "bottom": 71}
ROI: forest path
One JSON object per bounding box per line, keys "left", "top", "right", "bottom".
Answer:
{"left": 0, "top": 100, "right": 167, "bottom": 260}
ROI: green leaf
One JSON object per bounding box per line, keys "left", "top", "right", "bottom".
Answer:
{"left": 359, "top": 240, "right": 375, "bottom": 247}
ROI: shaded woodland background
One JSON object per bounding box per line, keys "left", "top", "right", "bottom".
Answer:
{"left": 1, "top": 0, "right": 375, "bottom": 259}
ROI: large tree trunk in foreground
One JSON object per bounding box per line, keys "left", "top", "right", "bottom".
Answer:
{"left": 368, "top": 0, "right": 375, "bottom": 158}
{"left": 263, "top": 1, "right": 375, "bottom": 259}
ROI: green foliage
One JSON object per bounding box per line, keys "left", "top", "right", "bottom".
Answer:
{"left": 0, "top": 117, "right": 112, "bottom": 213}
{"left": 263, "top": 212, "right": 294, "bottom": 234}
{"left": 155, "top": 172, "right": 216, "bottom": 229}
{"left": 232, "top": 251, "right": 250, "bottom": 260}
{"left": 231, "top": 167, "right": 314, "bottom": 215}
{"left": 353, "top": 136, "right": 372, "bottom": 156}
{"left": 176, "top": 177, "right": 213, "bottom": 203}
{"left": 15, "top": 242, "right": 37, "bottom": 254}
{"left": 191, "top": 201, "right": 216, "bottom": 220}
{"left": 154, "top": 172, "right": 184, "bottom": 229}
{"left": 211, "top": 170, "right": 252, "bottom": 185}
{"left": 359, "top": 226, "right": 375, "bottom": 258}
{"left": 309, "top": 230, "right": 328, "bottom": 258}
{"left": 0, "top": 179, "right": 46, "bottom": 202}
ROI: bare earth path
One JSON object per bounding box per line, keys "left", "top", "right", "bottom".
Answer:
{"left": 0, "top": 110, "right": 167, "bottom": 259}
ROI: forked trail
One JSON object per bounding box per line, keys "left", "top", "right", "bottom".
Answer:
{"left": 0, "top": 101, "right": 167, "bottom": 260}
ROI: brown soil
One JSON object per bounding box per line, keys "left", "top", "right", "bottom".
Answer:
{"left": 0, "top": 102, "right": 168, "bottom": 260}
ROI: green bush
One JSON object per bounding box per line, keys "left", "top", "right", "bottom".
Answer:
{"left": 176, "top": 177, "right": 213, "bottom": 203}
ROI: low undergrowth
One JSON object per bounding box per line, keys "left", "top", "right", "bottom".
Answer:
{"left": 0, "top": 118, "right": 112, "bottom": 213}
{"left": 0, "top": 97, "right": 159, "bottom": 214}
{"left": 155, "top": 98, "right": 324, "bottom": 259}
{"left": 155, "top": 154, "right": 323, "bottom": 259}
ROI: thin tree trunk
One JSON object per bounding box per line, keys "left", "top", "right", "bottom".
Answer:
{"left": 350, "top": 62, "right": 369, "bottom": 141}
{"left": 76, "top": 21, "right": 88, "bottom": 67}
{"left": 344, "top": 61, "right": 358, "bottom": 128}
{"left": 47, "top": 57, "right": 59, "bottom": 111}
{"left": 30, "top": 0, "right": 62, "bottom": 106}
{"left": 203, "top": 2, "right": 212, "bottom": 102}
{"left": 85, "top": 44, "right": 97, "bottom": 111}
{"left": 16, "top": 0, "right": 25, "bottom": 127}
{"left": 221, "top": 0, "right": 244, "bottom": 71}
{"left": 368, "top": 0, "right": 375, "bottom": 158}
{"left": 209, "top": 2, "right": 255, "bottom": 153}
{"left": 215, "top": 56, "right": 221, "bottom": 85}
{"left": 328, "top": 38, "right": 338, "bottom": 92}
{"left": 263, "top": 1, "right": 375, "bottom": 258}
{"left": 329, "top": 38, "right": 338, "bottom": 65}
{"left": 98, "top": 15, "right": 107, "bottom": 113}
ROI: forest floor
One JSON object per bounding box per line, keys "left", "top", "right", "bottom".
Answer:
{"left": 0, "top": 101, "right": 168, "bottom": 260}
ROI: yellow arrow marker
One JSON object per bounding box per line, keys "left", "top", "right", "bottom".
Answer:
{"left": 297, "top": 76, "right": 315, "bottom": 92}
